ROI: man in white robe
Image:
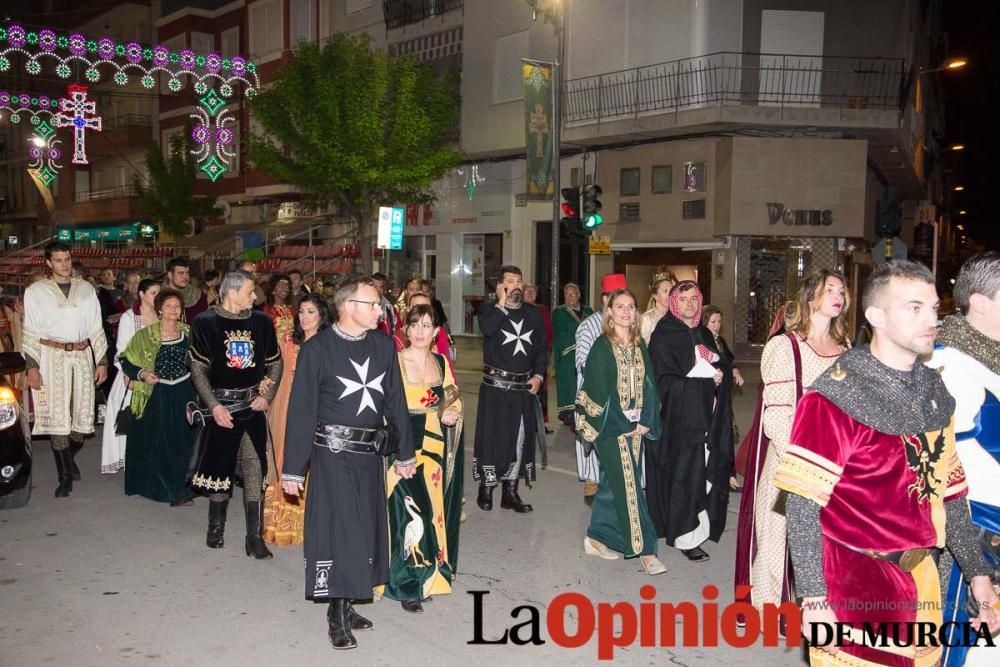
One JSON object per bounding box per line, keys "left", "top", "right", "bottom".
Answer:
{"left": 22, "top": 242, "right": 108, "bottom": 498}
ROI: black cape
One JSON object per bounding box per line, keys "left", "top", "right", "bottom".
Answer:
{"left": 644, "top": 313, "right": 731, "bottom": 545}
{"left": 283, "top": 326, "right": 415, "bottom": 600}
{"left": 473, "top": 302, "right": 548, "bottom": 486}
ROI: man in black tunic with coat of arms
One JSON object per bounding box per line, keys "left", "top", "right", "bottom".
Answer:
{"left": 281, "top": 277, "right": 416, "bottom": 651}
{"left": 188, "top": 270, "right": 282, "bottom": 559}
{"left": 473, "top": 265, "right": 548, "bottom": 514}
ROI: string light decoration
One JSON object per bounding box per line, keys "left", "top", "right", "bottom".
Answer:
{"left": 0, "top": 22, "right": 260, "bottom": 94}
{"left": 0, "top": 89, "right": 60, "bottom": 123}
{"left": 190, "top": 88, "right": 236, "bottom": 182}
{"left": 28, "top": 125, "right": 62, "bottom": 188}
{"left": 54, "top": 84, "right": 102, "bottom": 165}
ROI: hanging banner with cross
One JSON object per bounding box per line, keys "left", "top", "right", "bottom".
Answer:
{"left": 54, "top": 83, "right": 101, "bottom": 165}
{"left": 522, "top": 59, "right": 554, "bottom": 200}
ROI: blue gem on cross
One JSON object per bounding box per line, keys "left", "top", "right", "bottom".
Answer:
{"left": 73, "top": 117, "right": 85, "bottom": 128}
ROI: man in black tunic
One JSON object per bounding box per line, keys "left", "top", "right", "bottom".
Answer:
{"left": 473, "top": 265, "right": 548, "bottom": 513}
{"left": 645, "top": 280, "right": 727, "bottom": 563}
{"left": 189, "top": 270, "right": 282, "bottom": 559}
{"left": 281, "top": 277, "right": 416, "bottom": 651}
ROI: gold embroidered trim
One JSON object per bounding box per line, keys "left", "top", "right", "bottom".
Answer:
{"left": 618, "top": 433, "right": 644, "bottom": 555}
{"left": 577, "top": 390, "right": 603, "bottom": 417}
{"left": 772, "top": 453, "right": 840, "bottom": 507}
{"left": 191, "top": 473, "right": 232, "bottom": 492}
{"left": 575, "top": 415, "right": 599, "bottom": 443}
{"left": 610, "top": 341, "right": 644, "bottom": 414}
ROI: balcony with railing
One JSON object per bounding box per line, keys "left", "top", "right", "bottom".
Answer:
{"left": 87, "top": 113, "right": 154, "bottom": 160}
{"left": 70, "top": 184, "right": 143, "bottom": 222}
{"left": 383, "top": 0, "right": 464, "bottom": 30}
{"left": 562, "top": 52, "right": 906, "bottom": 139}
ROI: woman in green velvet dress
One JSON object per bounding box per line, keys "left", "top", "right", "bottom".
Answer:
{"left": 120, "top": 288, "right": 196, "bottom": 505}
{"left": 384, "top": 304, "right": 464, "bottom": 614}
{"left": 575, "top": 288, "right": 667, "bottom": 574}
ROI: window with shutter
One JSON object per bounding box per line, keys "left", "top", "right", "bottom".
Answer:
{"left": 682, "top": 199, "right": 706, "bottom": 219}
{"left": 492, "top": 31, "right": 529, "bottom": 104}
{"left": 620, "top": 167, "right": 640, "bottom": 197}
{"left": 620, "top": 202, "right": 640, "bottom": 222}
{"left": 221, "top": 27, "right": 240, "bottom": 57}
{"left": 651, "top": 165, "right": 672, "bottom": 194}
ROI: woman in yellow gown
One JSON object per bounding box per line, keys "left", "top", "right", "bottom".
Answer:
{"left": 384, "top": 303, "right": 464, "bottom": 613}
{"left": 262, "top": 292, "right": 330, "bottom": 545}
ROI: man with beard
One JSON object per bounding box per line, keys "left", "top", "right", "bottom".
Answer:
{"left": 574, "top": 274, "right": 626, "bottom": 504}
{"left": 645, "top": 280, "right": 727, "bottom": 563}
{"left": 927, "top": 252, "right": 1000, "bottom": 666}
{"left": 778, "top": 261, "right": 999, "bottom": 666}
{"left": 473, "top": 265, "right": 547, "bottom": 513}
{"left": 165, "top": 257, "right": 208, "bottom": 322}
{"left": 281, "top": 277, "right": 416, "bottom": 650}
{"left": 189, "top": 270, "right": 283, "bottom": 558}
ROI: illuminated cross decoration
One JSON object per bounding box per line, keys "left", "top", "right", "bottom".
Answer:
{"left": 54, "top": 84, "right": 102, "bottom": 165}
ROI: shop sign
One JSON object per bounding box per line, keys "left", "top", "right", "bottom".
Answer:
{"left": 377, "top": 206, "right": 404, "bottom": 250}
{"left": 766, "top": 203, "right": 833, "bottom": 226}
{"left": 588, "top": 236, "right": 611, "bottom": 255}
{"left": 453, "top": 217, "right": 478, "bottom": 224}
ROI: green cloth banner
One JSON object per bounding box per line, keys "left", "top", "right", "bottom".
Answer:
{"left": 523, "top": 60, "right": 555, "bottom": 200}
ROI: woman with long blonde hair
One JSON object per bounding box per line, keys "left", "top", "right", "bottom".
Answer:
{"left": 640, "top": 269, "right": 678, "bottom": 344}
{"left": 576, "top": 289, "right": 666, "bottom": 574}
{"left": 734, "top": 269, "right": 851, "bottom": 613}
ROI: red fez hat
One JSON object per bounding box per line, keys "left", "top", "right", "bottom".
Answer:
{"left": 601, "top": 274, "right": 627, "bottom": 293}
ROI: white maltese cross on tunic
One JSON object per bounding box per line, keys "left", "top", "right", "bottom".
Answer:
{"left": 337, "top": 357, "right": 386, "bottom": 415}
{"left": 501, "top": 319, "right": 533, "bottom": 357}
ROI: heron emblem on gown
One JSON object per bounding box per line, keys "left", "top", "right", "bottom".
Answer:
{"left": 402, "top": 496, "right": 431, "bottom": 568}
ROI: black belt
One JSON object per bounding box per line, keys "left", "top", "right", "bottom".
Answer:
{"left": 483, "top": 365, "right": 532, "bottom": 382}
{"left": 213, "top": 386, "right": 258, "bottom": 402}
{"left": 313, "top": 423, "right": 379, "bottom": 454}
{"left": 483, "top": 375, "right": 532, "bottom": 392}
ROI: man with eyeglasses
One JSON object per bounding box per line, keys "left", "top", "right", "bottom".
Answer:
{"left": 282, "top": 276, "right": 416, "bottom": 650}
{"left": 473, "top": 265, "right": 548, "bottom": 514}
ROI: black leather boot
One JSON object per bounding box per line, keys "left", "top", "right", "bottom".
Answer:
{"left": 476, "top": 482, "right": 493, "bottom": 511}
{"left": 244, "top": 500, "right": 273, "bottom": 559}
{"left": 327, "top": 599, "right": 358, "bottom": 650}
{"left": 206, "top": 499, "right": 228, "bottom": 549}
{"left": 346, "top": 600, "right": 373, "bottom": 630}
{"left": 68, "top": 439, "right": 83, "bottom": 481}
{"left": 52, "top": 448, "right": 73, "bottom": 498}
{"left": 500, "top": 479, "right": 533, "bottom": 513}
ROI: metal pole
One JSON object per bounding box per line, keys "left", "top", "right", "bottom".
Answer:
{"left": 549, "top": 4, "right": 565, "bottom": 309}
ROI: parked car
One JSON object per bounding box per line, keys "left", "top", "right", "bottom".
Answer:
{"left": 0, "top": 352, "right": 31, "bottom": 509}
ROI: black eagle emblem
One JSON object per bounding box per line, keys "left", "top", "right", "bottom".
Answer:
{"left": 903, "top": 429, "right": 946, "bottom": 503}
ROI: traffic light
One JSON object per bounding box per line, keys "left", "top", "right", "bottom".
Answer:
{"left": 582, "top": 184, "right": 603, "bottom": 229}
{"left": 561, "top": 187, "right": 580, "bottom": 229}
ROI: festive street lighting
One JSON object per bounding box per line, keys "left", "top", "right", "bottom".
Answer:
{"left": 949, "top": 144, "right": 965, "bottom": 151}
{"left": 954, "top": 186, "right": 965, "bottom": 192}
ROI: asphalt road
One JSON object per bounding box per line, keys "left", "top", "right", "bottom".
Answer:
{"left": 1, "top": 364, "right": 807, "bottom": 666}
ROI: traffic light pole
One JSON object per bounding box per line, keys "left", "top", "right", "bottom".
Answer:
{"left": 549, "top": 6, "right": 565, "bottom": 311}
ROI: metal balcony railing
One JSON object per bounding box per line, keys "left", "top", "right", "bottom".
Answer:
{"left": 383, "top": 0, "right": 463, "bottom": 30}
{"left": 73, "top": 184, "right": 137, "bottom": 203}
{"left": 103, "top": 114, "right": 152, "bottom": 130}
{"left": 563, "top": 52, "right": 906, "bottom": 124}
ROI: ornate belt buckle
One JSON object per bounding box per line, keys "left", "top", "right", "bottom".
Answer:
{"left": 898, "top": 548, "right": 929, "bottom": 573}
{"left": 64, "top": 342, "right": 74, "bottom": 351}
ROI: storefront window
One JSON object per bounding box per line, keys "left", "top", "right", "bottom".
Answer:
{"left": 460, "top": 232, "right": 502, "bottom": 334}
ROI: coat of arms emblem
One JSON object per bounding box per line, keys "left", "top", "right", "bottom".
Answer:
{"left": 224, "top": 329, "right": 255, "bottom": 369}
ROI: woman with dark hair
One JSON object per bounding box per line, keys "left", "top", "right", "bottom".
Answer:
{"left": 734, "top": 270, "right": 850, "bottom": 615}
{"left": 700, "top": 305, "right": 744, "bottom": 491}
{"left": 262, "top": 293, "right": 330, "bottom": 545}
{"left": 383, "top": 303, "right": 464, "bottom": 613}
{"left": 120, "top": 288, "right": 196, "bottom": 505}
{"left": 264, "top": 273, "right": 294, "bottom": 341}
{"left": 101, "top": 278, "right": 159, "bottom": 474}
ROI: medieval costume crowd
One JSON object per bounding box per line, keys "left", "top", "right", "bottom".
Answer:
{"left": 11, "top": 240, "right": 1000, "bottom": 663}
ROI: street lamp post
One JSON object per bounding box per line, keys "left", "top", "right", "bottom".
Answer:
{"left": 549, "top": 3, "right": 565, "bottom": 310}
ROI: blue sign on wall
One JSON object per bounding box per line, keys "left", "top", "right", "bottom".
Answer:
{"left": 389, "top": 207, "right": 404, "bottom": 250}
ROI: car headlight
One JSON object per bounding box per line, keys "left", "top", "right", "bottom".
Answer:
{"left": 0, "top": 386, "right": 18, "bottom": 430}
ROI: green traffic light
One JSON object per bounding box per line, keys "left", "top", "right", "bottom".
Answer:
{"left": 584, "top": 213, "right": 603, "bottom": 229}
